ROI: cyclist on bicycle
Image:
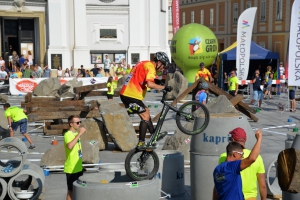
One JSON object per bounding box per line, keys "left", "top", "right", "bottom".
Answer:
{"left": 120, "top": 52, "right": 172, "bottom": 148}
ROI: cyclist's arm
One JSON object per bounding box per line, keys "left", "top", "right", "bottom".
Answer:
{"left": 147, "top": 81, "right": 165, "bottom": 90}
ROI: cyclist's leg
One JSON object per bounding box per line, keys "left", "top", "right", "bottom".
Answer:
{"left": 138, "top": 108, "right": 150, "bottom": 142}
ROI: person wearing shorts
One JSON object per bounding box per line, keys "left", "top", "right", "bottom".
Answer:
{"left": 64, "top": 115, "right": 86, "bottom": 200}
{"left": 289, "top": 86, "right": 297, "bottom": 112}
{"left": 250, "top": 70, "right": 263, "bottom": 110}
{"left": 120, "top": 52, "right": 172, "bottom": 148}
{"left": 103, "top": 55, "right": 111, "bottom": 76}
{"left": 3, "top": 103, "right": 35, "bottom": 149}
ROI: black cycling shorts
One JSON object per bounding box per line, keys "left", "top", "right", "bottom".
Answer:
{"left": 120, "top": 95, "right": 146, "bottom": 109}
{"left": 66, "top": 170, "right": 83, "bottom": 191}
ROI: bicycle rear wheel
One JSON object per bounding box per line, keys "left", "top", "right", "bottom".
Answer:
{"left": 125, "top": 148, "right": 159, "bottom": 181}
{"left": 175, "top": 101, "right": 210, "bottom": 135}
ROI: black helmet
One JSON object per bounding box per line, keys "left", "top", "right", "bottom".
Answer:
{"left": 154, "top": 52, "right": 170, "bottom": 66}
{"left": 198, "top": 82, "right": 209, "bottom": 90}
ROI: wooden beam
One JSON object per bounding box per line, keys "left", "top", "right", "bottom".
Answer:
{"left": 230, "top": 94, "right": 244, "bottom": 106}
{"left": 27, "top": 110, "right": 100, "bottom": 122}
{"left": 31, "top": 106, "right": 89, "bottom": 112}
{"left": 21, "top": 100, "right": 85, "bottom": 108}
{"left": 44, "top": 129, "right": 65, "bottom": 136}
{"left": 84, "top": 90, "right": 120, "bottom": 98}
{"left": 74, "top": 83, "right": 107, "bottom": 93}
{"left": 235, "top": 104, "right": 258, "bottom": 122}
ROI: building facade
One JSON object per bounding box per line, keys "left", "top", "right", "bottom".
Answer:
{"left": 170, "top": 0, "right": 293, "bottom": 63}
{"left": 0, "top": 0, "right": 169, "bottom": 69}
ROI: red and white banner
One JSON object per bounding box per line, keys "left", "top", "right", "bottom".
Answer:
{"left": 9, "top": 77, "right": 108, "bottom": 95}
{"left": 288, "top": 0, "right": 300, "bottom": 86}
{"left": 236, "top": 7, "right": 257, "bottom": 81}
{"left": 172, "top": 0, "right": 180, "bottom": 34}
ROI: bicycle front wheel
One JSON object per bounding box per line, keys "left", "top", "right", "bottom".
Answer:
{"left": 125, "top": 148, "right": 159, "bottom": 181}
{"left": 175, "top": 101, "right": 210, "bottom": 135}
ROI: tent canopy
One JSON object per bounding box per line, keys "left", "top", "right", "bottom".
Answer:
{"left": 219, "top": 41, "right": 279, "bottom": 60}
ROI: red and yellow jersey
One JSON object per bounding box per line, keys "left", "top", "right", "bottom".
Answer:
{"left": 120, "top": 61, "right": 156, "bottom": 100}
{"left": 195, "top": 68, "right": 211, "bottom": 81}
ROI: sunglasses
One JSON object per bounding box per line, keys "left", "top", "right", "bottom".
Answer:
{"left": 73, "top": 121, "right": 81, "bottom": 125}
{"left": 233, "top": 151, "right": 244, "bottom": 157}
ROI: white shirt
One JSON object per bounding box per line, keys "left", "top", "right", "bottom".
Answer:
{"left": 104, "top": 58, "right": 111, "bottom": 69}
{"left": 0, "top": 60, "right": 4, "bottom": 67}
{"left": 57, "top": 70, "right": 63, "bottom": 77}
{"left": 0, "top": 70, "right": 7, "bottom": 80}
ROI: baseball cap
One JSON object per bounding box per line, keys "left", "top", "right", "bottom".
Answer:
{"left": 199, "top": 62, "right": 205, "bottom": 67}
{"left": 280, "top": 62, "right": 283, "bottom": 65}
{"left": 229, "top": 127, "right": 247, "bottom": 141}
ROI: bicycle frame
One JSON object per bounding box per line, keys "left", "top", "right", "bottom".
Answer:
{"left": 148, "top": 91, "right": 184, "bottom": 146}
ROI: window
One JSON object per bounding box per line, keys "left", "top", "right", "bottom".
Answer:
{"left": 200, "top": 9, "right": 204, "bottom": 24}
{"left": 210, "top": 8, "right": 214, "bottom": 26}
{"left": 191, "top": 11, "right": 194, "bottom": 23}
{"left": 260, "top": 1, "right": 266, "bottom": 21}
{"left": 233, "top": 3, "right": 238, "bottom": 23}
{"left": 182, "top": 12, "right": 185, "bottom": 25}
{"left": 276, "top": 0, "right": 282, "bottom": 20}
{"left": 100, "top": 29, "right": 117, "bottom": 38}
{"left": 168, "top": 6, "right": 172, "bottom": 24}
{"left": 246, "top": 1, "right": 251, "bottom": 9}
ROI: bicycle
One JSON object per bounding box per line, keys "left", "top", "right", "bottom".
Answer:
{"left": 125, "top": 89, "right": 210, "bottom": 181}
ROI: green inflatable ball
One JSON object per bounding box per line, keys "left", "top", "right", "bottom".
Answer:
{"left": 170, "top": 23, "right": 218, "bottom": 84}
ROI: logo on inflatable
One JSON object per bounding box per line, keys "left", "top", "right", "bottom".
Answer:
{"left": 16, "top": 80, "right": 38, "bottom": 92}
{"left": 189, "top": 38, "right": 203, "bottom": 55}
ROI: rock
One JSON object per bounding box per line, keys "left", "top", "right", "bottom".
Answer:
{"left": 206, "top": 95, "right": 237, "bottom": 113}
{"left": 33, "top": 78, "right": 62, "bottom": 96}
{"left": 40, "top": 140, "right": 100, "bottom": 167}
{"left": 165, "top": 72, "right": 188, "bottom": 100}
{"left": 99, "top": 100, "right": 137, "bottom": 151}
{"left": 80, "top": 118, "right": 108, "bottom": 150}
{"left": 0, "top": 94, "right": 8, "bottom": 103}
{"left": 55, "top": 78, "right": 83, "bottom": 98}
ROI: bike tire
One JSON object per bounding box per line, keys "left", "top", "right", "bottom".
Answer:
{"left": 175, "top": 101, "right": 210, "bottom": 135}
{"left": 125, "top": 148, "right": 159, "bottom": 181}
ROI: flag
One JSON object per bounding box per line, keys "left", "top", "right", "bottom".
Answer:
{"left": 288, "top": 0, "right": 300, "bottom": 86}
{"left": 285, "top": 39, "right": 289, "bottom": 79}
{"left": 172, "top": 0, "right": 180, "bottom": 34}
{"left": 236, "top": 7, "right": 257, "bottom": 80}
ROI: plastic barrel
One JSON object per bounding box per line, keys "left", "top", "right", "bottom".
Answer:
{"left": 0, "top": 137, "right": 28, "bottom": 178}
{"left": 0, "top": 177, "right": 8, "bottom": 200}
{"left": 73, "top": 169, "right": 159, "bottom": 200}
{"left": 155, "top": 150, "right": 185, "bottom": 196}
{"left": 7, "top": 161, "right": 45, "bottom": 200}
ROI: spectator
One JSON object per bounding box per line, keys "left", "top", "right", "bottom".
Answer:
{"left": 3, "top": 103, "right": 35, "bottom": 149}
{"left": 195, "top": 82, "right": 209, "bottom": 105}
{"left": 115, "top": 63, "right": 124, "bottom": 78}
{"left": 210, "top": 64, "right": 218, "bottom": 85}
{"left": 36, "top": 64, "right": 43, "bottom": 78}
{"left": 279, "top": 62, "right": 285, "bottom": 77}
{"left": 103, "top": 55, "right": 111, "bottom": 76}
{"left": 19, "top": 54, "right": 25, "bottom": 65}
{"left": 96, "top": 68, "right": 103, "bottom": 77}
{"left": 218, "top": 127, "right": 267, "bottom": 200}
{"left": 111, "top": 62, "right": 117, "bottom": 76}
{"left": 0, "top": 66, "right": 8, "bottom": 82}
{"left": 125, "top": 64, "right": 131, "bottom": 74}
{"left": 84, "top": 70, "right": 90, "bottom": 77}
{"left": 70, "top": 66, "right": 75, "bottom": 77}
{"left": 223, "top": 72, "right": 228, "bottom": 92}
{"left": 0, "top": 56, "right": 5, "bottom": 68}
{"left": 289, "top": 85, "right": 297, "bottom": 112}
{"left": 10, "top": 70, "right": 18, "bottom": 78}
{"left": 107, "top": 77, "right": 114, "bottom": 100}
{"left": 12, "top": 51, "right": 19, "bottom": 67}
{"left": 264, "top": 70, "right": 273, "bottom": 99}
{"left": 249, "top": 70, "right": 263, "bottom": 110}
{"left": 20, "top": 64, "right": 25, "bottom": 77}
{"left": 23, "top": 64, "right": 31, "bottom": 78}
{"left": 43, "top": 65, "right": 52, "bottom": 78}
{"left": 64, "top": 115, "right": 85, "bottom": 200}
{"left": 195, "top": 62, "right": 213, "bottom": 82}
{"left": 228, "top": 70, "right": 239, "bottom": 96}
{"left": 76, "top": 69, "right": 82, "bottom": 78}
{"left": 91, "top": 64, "right": 98, "bottom": 77}
{"left": 64, "top": 68, "right": 71, "bottom": 77}
{"left": 80, "top": 65, "right": 86, "bottom": 77}
{"left": 27, "top": 51, "right": 33, "bottom": 65}
{"left": 212, "top": 129, "right": 263, "bottom": 200}
{"left": 57, "top": 66, "right": 63, "bottom": 78}
{"left": 15, "top": 67, "right": 22, "bottom": 78}
{"left": 31, "top": 66, "right": 40, "bottom": 78}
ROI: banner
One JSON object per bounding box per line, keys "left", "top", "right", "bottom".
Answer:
{"left": 9, "top": 77, "right": 108, "bottom": 96}
{"left": 236, "top": 7, "right": 257, "bottom": 80}
{"left": 172, "top": 0, "right": 180, "bottom": 34}
{"left": 285, "top": 39, "right": 289, "bottom": 79}
{"left": 288, "top": 0, "right": 300, "bottom": 86}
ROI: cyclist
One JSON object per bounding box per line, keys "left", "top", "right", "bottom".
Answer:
{"left": 120, "top": 52, "right": 172, "bottom": 148}
{"left": 195, "top": 82, "right": 209, "bottom": 105}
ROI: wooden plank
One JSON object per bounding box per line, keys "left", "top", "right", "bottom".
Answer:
{"left": 44, "top": 129, "right": 64, "bottom": 136}
{"left": 27, "top": 110, "right": 100, "bottom": 122}
{"left": 230, "top": 94, "right": 244, "bottom": 106}
{"left": 79, "top": 90, "right": 120, "bottom": 100}
{"left": 21, "top": 100, "right": 84, "bottom": 108}
{"left": 74, "top": 83, "right": 107, "bottom": 93}
{"left": 47, "top": 123, "right": 69, "bottom": 130}
{"left": 31, "top": 106, "right": 89, "bottom": 112}
{"left": 153, "top": 79, "right": 200, "bottom": 122}
{"left": 235, "top": 104, "right": 258, "bottom": 122}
